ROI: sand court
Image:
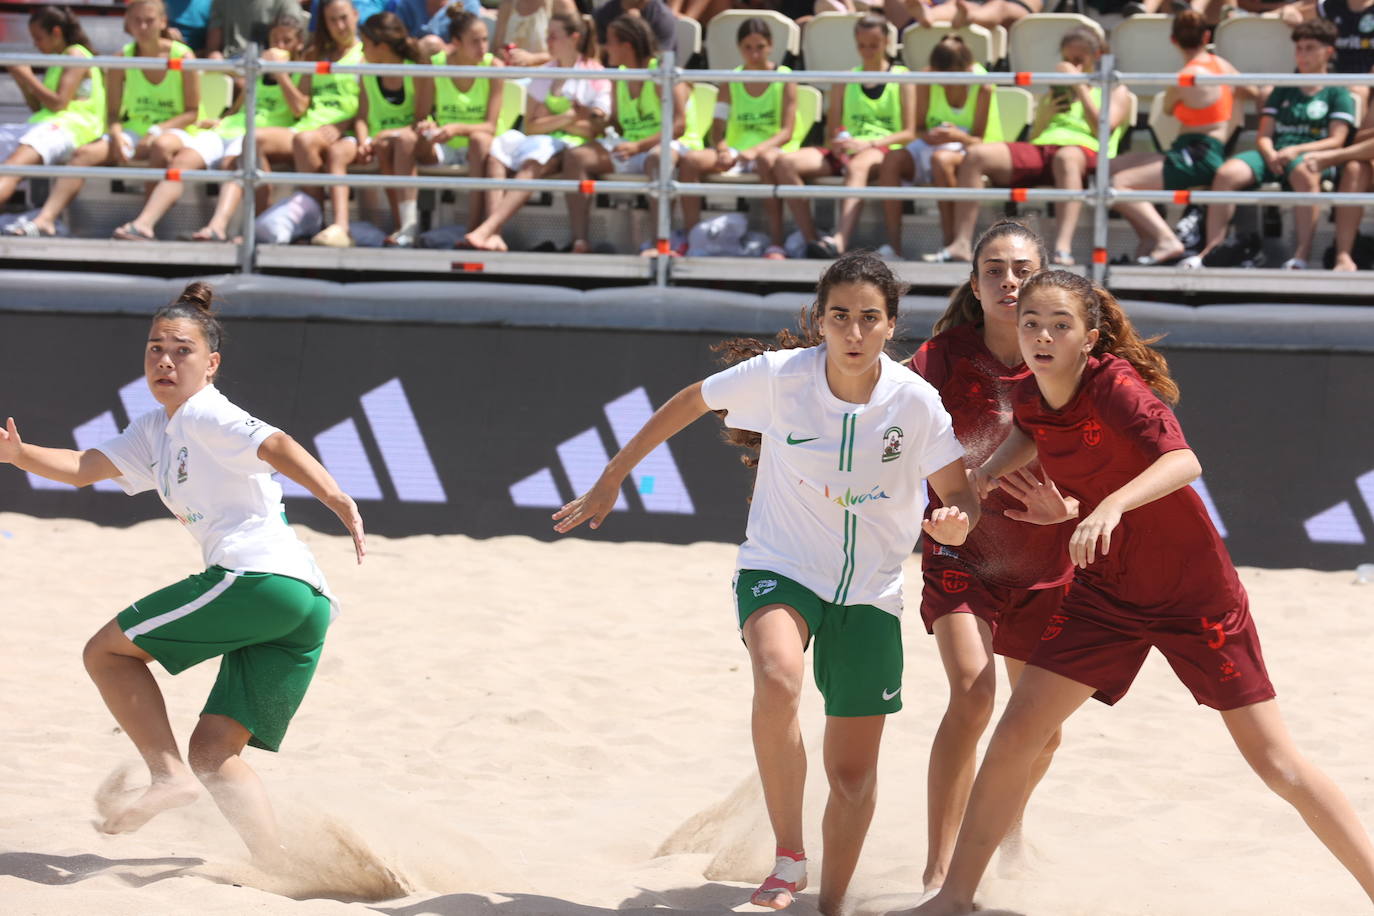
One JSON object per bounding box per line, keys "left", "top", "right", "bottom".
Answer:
{"left": 1, "top": 511, "right": 1372, "bottom": 915}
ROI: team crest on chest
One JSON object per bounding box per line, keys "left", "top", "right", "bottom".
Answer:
{"left": 176, "top": 447, "right": 189, "bottom": 484}
{"left": 881, "top": 426, "right": 904, "bottom": 462}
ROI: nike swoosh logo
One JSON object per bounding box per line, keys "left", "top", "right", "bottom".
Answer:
{"left": 786, "top": 434, "right": 819, "bottom": 445}
{"left": 882, "top": 686, "right": 902, "bottom": 701}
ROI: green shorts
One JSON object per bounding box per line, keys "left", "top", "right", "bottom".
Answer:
{"left": 1233, "top": 148, "right": 1333, "bottom": 189}
{"left": 734, "top": 569, "right": 903, "bottom": 717}
{"left": 1161, "top": 133, "right": 1225, "bottom": 190}
{"left": 118, "top": 566, "right": 332, "bottom": 752}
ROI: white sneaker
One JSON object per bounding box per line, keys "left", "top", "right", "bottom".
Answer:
{"left": 1280, "top": 257, "right": 1306, "bottom": 270}
{"left": 1178, "top": 254, "right": 1204, "bottom": 270}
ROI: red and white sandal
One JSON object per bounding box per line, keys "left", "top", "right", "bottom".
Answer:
{"left": 750, "top": 846, "right": 807, "bottom": 909}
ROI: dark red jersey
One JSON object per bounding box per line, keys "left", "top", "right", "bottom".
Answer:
{"left": 1011, "top": 354, "right": 1244, "bottom": 615}
{"left": 909, "top": 324, "right": 1074, "bottom": 590}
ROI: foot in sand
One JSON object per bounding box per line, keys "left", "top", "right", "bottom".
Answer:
{"left": 94, "top": 764, "right": 201, "bottom": 835}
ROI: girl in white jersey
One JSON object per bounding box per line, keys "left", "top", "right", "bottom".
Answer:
{"left": 0, "top": 282, "right": 365, "bottom": 866}
{"left": 554, "top": 252, "right": 980, "bottom": 915}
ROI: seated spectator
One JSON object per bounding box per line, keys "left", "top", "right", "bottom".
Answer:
{"left": 112, "top": 18, "right": 309, "bottom": 242}
{"left": 1111, "top": 11, "right": 1246, "bottom": 265}
{"left": 1300, "top": 101, "right": 1374, "bottom": 271}
{"left": 0, "top": 7, "right": 103, "bottom": 219}
{"left": 773, "top": 14, "right": 915, "bottom": 258}
{"left": 8, "top": 0, "right": 205, "bottom": 239}
{"left": 166, "top": 0, "right": 213, "bottom": 52}
{"left": 464, "top": 11, "right": 608, "bottom": 251}
{"left": 905, "top": 0, "right": 1043, "bottom": 33}
{"left": 936, "top": 26, "right": 1130, "bottom": 265}
{"left": 308, "top": 0, "right": 389, "bottom": 34}
{"left": 560, "top": 14, "right": 689, "bottom": 253}
{"left": 1311, "top": 0, "right": 1374, "bottom": 107}
{"left": 1181, "top": 19, "right": 1353, "bottom": 270}
{"left": 309, "top": 11, "right": 433, "bottom": 247}
{"left": 593, "top": 0, "right": 676, "bottom": 63}
{"left": 495, "top": 0, "right": 581, "bottom": 66}
{"left": 676, "top": 17, "right": 795, "bottom": 256}
{"left": 389, "top": 0, "right": 483, "bottom": 56}
{"left": 207, "top": 0, "right": 305, "bottom": 58}
{"left": 877, "top": 33, "right": 998, "bottom": 260}
{"left": 416, "top": 9, "right": 504, "bottom": 233}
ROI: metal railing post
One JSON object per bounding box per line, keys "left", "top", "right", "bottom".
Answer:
{"left": 655, "top": 50, "right": 676, "bottom": 288}
{"left": 238, "top": 43, "right": 260, "bottom": 274}
{"left": 1092, "top": 53, "right": 1114, "bottom": 286}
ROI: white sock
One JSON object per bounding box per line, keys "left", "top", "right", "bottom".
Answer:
{"left": 396, "top": 199, "right": 418, "bottom": 232}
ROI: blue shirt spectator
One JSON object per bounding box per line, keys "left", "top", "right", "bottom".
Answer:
{"left": 166, "top": 0, "right": 214, "bottom": 51}
{"left": 391, "top": 0, "right": 484, "bottom": 37}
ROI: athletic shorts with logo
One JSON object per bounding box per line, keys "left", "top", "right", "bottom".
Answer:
{"left": 1026, "top": 583, "right": 1276, "bottom": 710}
{"left": 735, "top": 569, "right": 903, "bottom": 717}
{"left": 920, "top": 564, "right": 1067, "bottom": 663}
{"left": 118, "top": 565, "right": 332, "bottom": 751}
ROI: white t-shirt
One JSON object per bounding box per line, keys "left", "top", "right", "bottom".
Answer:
{"left": 97, "top": 385, "right": 336, "bottom": 613}
{"left": 701, "top": 345, "right": 963, "bottom": 617}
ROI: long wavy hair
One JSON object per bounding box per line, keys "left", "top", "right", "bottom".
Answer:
{"left": 933, "top": 219, "right": 1047, "bottom": 335}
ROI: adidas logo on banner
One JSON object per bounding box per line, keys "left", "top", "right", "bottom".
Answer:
{"left": 1304, "top": 469, "right": 1374, "bottom": 545}
{"left": 510, "top": 387, "right": 695, "bottom": 515}
{"left": 31, "top": 378, "right": 446, "bottom": 504}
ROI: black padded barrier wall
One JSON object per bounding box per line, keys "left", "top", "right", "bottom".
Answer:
{"left": 1, "top": 271, "right": 1371, "bottom": 570}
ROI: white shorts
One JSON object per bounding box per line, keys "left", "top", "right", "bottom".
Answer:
{"left": 0, "top": 121, "right": 78, "bottom": 165}
{"left": 903, "top": 137, "right": 965, "bottom": 185}
{"left": 490, "top": 130, "right": 572, "bottom": 170}
{"left": 603, "top": 139, "right": 684, "bottom": 175}
{"left": 106, "top": 128, "right": 224, "bottom": 165}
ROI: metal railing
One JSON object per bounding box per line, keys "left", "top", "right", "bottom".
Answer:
{"left": 4, "top": 46, "right": 1374, "bottom": 285}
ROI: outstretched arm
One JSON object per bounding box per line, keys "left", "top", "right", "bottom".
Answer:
{"left": 0, "top": 416, "right": 121, "bottom": 487}
{"left": 553, "top": 382, "right": 710, "bottom": 533}
{"left": 1069, "top": 447, "right": 1200, "bottom": 568}
{"left": 924, "top": 457, "right": 980, "bottom": 546}
{"left": 998, "top": 465, "right": 1080, "bottom": 525}
{"left": 257, "top": 431, "right": 366, "bottom": 564}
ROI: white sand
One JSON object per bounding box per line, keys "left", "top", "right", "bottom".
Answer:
{"left": 1, "top": 511, "right": 1372, "bottom": 915}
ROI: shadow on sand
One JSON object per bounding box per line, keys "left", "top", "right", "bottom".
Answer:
{"left": 371, "top": 882, "right": 808, "bottom": 915}
{"left": 0, "top": 851, "right": 206, "bottom": 888}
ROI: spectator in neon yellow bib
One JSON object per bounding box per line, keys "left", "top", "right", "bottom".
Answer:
{"left": 307, "top": 11, "right": 433, "bottom": 248}
{"left": 677, "top": 18, "right": 796, "bottom": 258}
{"left": 937, "top": 27, "right": 1131, "bottom": 266}
{"left": 560, "top": 14, "right": 689, "bottom": 254}
{"left": 0, "top": 7, "right": 104, "bottom": 222}
{"left": 774, "top": 15, "right": 915, "bottom": 259}
{"left": 877, "top": 34, "right": 1000, "bottom": 261}
{"left": 111, "top": 16, "right": 308, "bottom": 242}
{"left": 416, "top": 8, "right": 504, "bottom": 236}
{"left": 464, "top": 12, "right": 607, "bottom": 252}
{"left": 17, "top": 0, "right": 203, "bottom": 239}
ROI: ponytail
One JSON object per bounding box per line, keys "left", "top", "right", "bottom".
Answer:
{"left": 154, "top": 281, "right": 224, "bottom": 353}
{"left": 932, "top": 218, "right": 1047, "bottom": 335}
{"left": 710, "top": 317, "right": 820, "bottom": 469}
{"left": 29, "top": 5, "right": 93, "bottom": 52}
{"left": 1018, "top": 270, "right": 1179, "bottom": 405}
{"left": 551, "top": 11, "right": 597, "bottom": 60}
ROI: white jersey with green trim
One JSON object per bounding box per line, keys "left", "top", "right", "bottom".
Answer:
{"left": 97, "top": 385, "right": 337, "bottom": 614}
{"left": 701, "top": 345, "right": 963, "bottom": 617}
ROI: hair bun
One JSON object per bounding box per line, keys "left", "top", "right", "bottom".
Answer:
{"left": 177, "top": 281, "right": 216, "bottom": 314}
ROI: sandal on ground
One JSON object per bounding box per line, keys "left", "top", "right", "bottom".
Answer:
{"left": 186, "top": 225, "right": 227, "bottom": 242}
{"left": 921, "top": 247, "right": 970, "bottom": 264}
{"left": 763, "top": 244, "right": 787, "bottom": 260}
{"left": 385, "top": 224, "right": 419, "bottom": 248}
{"left": 1280, "top": 257, "right": 1307, "bottom": 270}
{"left": 749, "top": 847, "right": 807, "bottom": 910}
{"left": 310, "top": 224, "right": 352, "bottom": 248}
{"left": 1053, "top": 249, "right": 1076, "bottom": 266}
{"left": 112, "top": 222, "right": 155, "bottom": 241}
{"left": 1178, "top": 254, "right": 1204, "bottom": 270}
{"left": 1134, "top": 250, "right": 1186, "bottom": 267}
{"left": 804, "top": 235, "right": 839, "bottom": 259}
{"left": 4, "top": 216, "right": 54, "bottom": 238}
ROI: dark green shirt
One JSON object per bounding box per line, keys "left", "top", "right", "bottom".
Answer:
{"left": 1262, "top": 85, "right": 1356, "bottom": 151}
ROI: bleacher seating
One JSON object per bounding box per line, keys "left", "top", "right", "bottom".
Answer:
{"left": 674, "top": 15, "right": 702, "bottom": 64}
{"left": 900, "top": 23, "right": 1002, "bottom": 70}
{"left": 704, "top": 10, "right": 799, "bottom": 71}
{"left": 1110, "top": 13, "right": 1177, "bottom": 104}
{"left": 1007, "top": 13, "right": 1105, "bottom": 87}
{"left": 801, "top": 13, "right": 899, "bottom": 72}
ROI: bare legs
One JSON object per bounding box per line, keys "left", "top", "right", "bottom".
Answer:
{"left": 561, "top": 142, "right": 614, "bottom": 252}
{"left": 835, "top": 146, "right": 886, "bottom": 253}
{"left": 120, "top": 146, "right": 210, "bottom": 238}
{"left": 1331, "top": 159, "right": 1370, "bottom": 271}
{"left": 946, "top": 142, "right": 1015, "bottom": 261}
{"left": 374, "top": 131, "right": 419, "bottom": 244}
{"left": 293, "top": 125, "right": 352, "bottom": 240}
{"left": 0, "top": 143, "right": 43, "bottom": 209}
{"left": 30, "top": 138, "right": 111, "bottom": 235}
{"left": 1110, "top": 152, "right": 1188, "bottom": 261}
{"left": 1049, "top": 145, "right": 1088, "bottom": 263}
{"left": 82, "top": 619, "right": 282, "bottom": 862}
{"left": 774, "top": 147, "right": 834, "bottom": 248}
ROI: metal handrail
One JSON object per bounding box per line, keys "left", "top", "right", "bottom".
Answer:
{"left": 4, "top": 45, "right": 1374, "bottom": 285}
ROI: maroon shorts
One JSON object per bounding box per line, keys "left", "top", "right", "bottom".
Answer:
{"left": 920, "top": 565, "right": 1068, "bottom": 663}
{"left": 1026, "top": 584, "right": 1277, "bottom": 710}
{"left": 1006, "top": 142, "right": 1098, "bottom": 187}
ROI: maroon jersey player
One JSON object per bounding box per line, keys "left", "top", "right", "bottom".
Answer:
{"left": 913, "top": 269, "right": 1374, "bottom": 915}
{"left": 905, "top": 220, "right": 1078, "bottom": 899}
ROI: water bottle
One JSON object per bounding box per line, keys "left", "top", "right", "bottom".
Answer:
{"left": 1357, "top": 563, "right": 1374, "bottom": 584}
{"left": 601, "top": 124, "right": 621, "bottom": 154}
{"left": 833, "top": 126, "right": 852, "bottom": 168}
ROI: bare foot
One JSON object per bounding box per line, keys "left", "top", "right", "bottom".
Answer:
{"left": 909, "top": 891, "right": 975, "bottom": 915}
{"left": 465, "top": 230, "right": 506, "bottom": 252}
{"left": 911, "top": 0, "right": 934, "bottom": 28}
{"left": 94, "top": 764, "right": 200, "bottom": 834}
{"left": 571, "top": 239, "right": 591, "bottom": 253}
{"left": 951, "top": 0, "right": 972, "bottom": 29}
{"left": 1333, "top": 252, "right": 1359, "bottom": 272}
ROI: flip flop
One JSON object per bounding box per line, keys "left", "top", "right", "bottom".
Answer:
{"left": 1134, "top": 251, "right": 1187, "bottom": 267}
{"left": 4, "top": 216, "right": 55, "bottom": 238}
{"left": 186, "top": 226, "right": 226, "bottom": 242}
{"left": 112, "top": 222, "right": 155, "bottom": 241}
{"left": 921, "top": 247, "right": 970, "bottom": 264}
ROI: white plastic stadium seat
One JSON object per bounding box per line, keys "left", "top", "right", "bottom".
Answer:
{"left": 199, "top": 72, "right": 233, "bottom": 120}
{"left": 1007, "top": 13, "right": 1105, "bottom": 91}
{"left": 900, "top": 23, "right": 998, "bottom": 70}
{"left": 1213, "top": 16, "right": 1293, "bottom": 87}
{"left": 994, "top": 85, "right": 1035, "bottom": 141}
{"left": 1111, "top": 14, "right": 1178, "bottom": 104}
{"left": 803, "top": 13, "right": 897, "bottom": 72}
{"left": 705, "top": 10, "right": 799, "bottom": 70}
{"left": 674, "top": 15, "right": 702, "bottom": 59}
